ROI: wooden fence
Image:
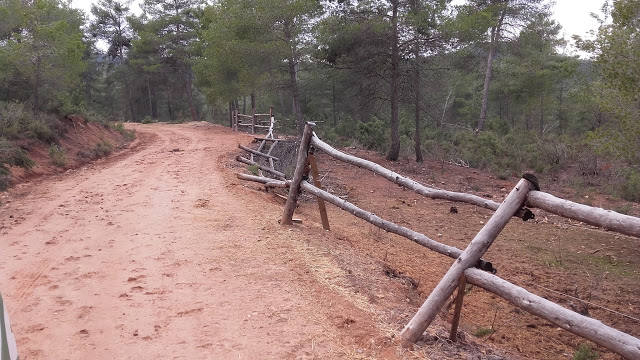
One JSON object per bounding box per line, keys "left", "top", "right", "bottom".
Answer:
{"left": 232, "top": 106, "right": 275, "bottom": 135}
{"left": 240, "top": 122, "right": 640, "bottom": 359}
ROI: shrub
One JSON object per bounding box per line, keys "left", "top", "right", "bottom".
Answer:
{"left": 0, "top": 138, "right": 35, "bottom": 190}
{"left": 48, "top": 144, "right": 66, "bottom": 167}
{"left": 619, "top": 168, "right": 640, "bottom": 202}
{"left": 0, "top": 101, "right": 25, "bottom": 139}
{"left": 573, "top": 344, "right": 598, "bottom": 360}
{"left": 92, "top": 140, "right": 113, "bottom": 158}
{"left": 473, "top": 327, "right": 494, "bottom": 337}
{"left": 111, "top": 122, "right": 135, "bottom": 141}
{"left": 247, "top": 164, "right": 259, "bottom": 175}
{"left": 355, "top": 117, "right": 387, "bottom": 151}
{"left": 142, "top": 116, "right": 154, "bottom": 124}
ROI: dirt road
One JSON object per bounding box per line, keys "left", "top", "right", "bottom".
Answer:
{"left": 0, "top": 123, "right": 381, "bottom": 359}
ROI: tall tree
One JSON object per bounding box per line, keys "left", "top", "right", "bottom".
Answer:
{"left": 578, "top": 0, "right": 640, "bottom": 164}
{"left": 141, "top": 0, "right": 204, "bottom": 122}
{"left": 90, "top": 0, "right": 134, "bottom": 120}
{"left": 456, "top": 0, "right": 544, "bottom": 131}
{"left": 0, "top": 0, "right": 86, "bottom": 116}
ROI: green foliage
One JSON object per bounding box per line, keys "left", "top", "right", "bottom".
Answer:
{"left": 247, "top": 164, "right": 259, "bottom": 176}
{"left": 618, "top": 168, "right": 640, "bottom": 202}
{"left": 48, "top": 144, "right": 66, "bottom": 167}
{"left": 0, "top": 101, "right": 60, "bottom": 143}
{"left": 141, "top": 116, "right": 154, "bottom": 124}
{"left": 355, "top": 118, "right": 387, "bottom": 151}
{"left": 0, "top": 0, "right": 86, "bottom": 114}
{"left": 0, "top": 138, "right": 35, "bottom": 190}
{"left": 573, "top": 344, "right": 599, "bottom": 360}
{"left": 92, "top": 140, "right": 113, "bottom": 158}
{"left": 111, "top": 122, "right": 135, "bottom": 141}
{"left": 473, "top": 327, "right": 495, "bottom": 337}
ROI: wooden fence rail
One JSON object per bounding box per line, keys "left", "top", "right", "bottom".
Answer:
{"left": 465, "top": 268, "right": 640, "bottom": 359}
{"left": 236, "top": 122, "right": 640, "bottom": 359}
{"left": 310, "top": 135, "right": 535, "bottom": 221}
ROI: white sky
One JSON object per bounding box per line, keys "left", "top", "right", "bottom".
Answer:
{"left": 71, "top": 0, "right": 606, "bottom": 55}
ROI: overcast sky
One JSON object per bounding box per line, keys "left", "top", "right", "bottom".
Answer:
{"left": 71, "top": 0, "right": 606, "bottom": 55}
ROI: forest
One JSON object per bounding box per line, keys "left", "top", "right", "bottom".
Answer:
{"left": 0, "top": 0, "right": 639, "bottom": 200}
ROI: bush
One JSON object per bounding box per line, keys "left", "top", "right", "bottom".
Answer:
{"left": 142, "top": 116, "right": 154, "bottom": 124}
{"left": 355, "top": 117, "right": 387, "bottom": 151}
{"left": 573, "top": 344, "right": 598, "bottom": 360}
{"left": 48, "top": 144, "right": 66, "bottom": 167}
{"left": 92, "top": 140, "right": 113, "bottom": 158}
{"left": 27, "top": 118, "right": 57, "bottom": 143}
{"left": 473, "top": 327, "right": 494, "bottom": 337}
{"left": 618, "top": 168, "right": 640, "bottom": 202}
{"left": 111, "top": 122, "right": 135, "bottom": 141}
{"left": 0, "top": 138, "right": 35, "bottom": 190}
{"left": 0, "top": 102, "right": 61, "bottom": 143}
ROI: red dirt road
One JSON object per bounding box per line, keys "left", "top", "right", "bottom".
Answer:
{"left": 0, "top": 123, "right": 383, "bottom": 359}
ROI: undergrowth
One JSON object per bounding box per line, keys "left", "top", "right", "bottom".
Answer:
{"left": 573, "top": 344, "right": 599, "bottom": 360}
{"left": 48, "top": 144, "right": 66, "bottom": 167}
{"left": 111, "top": 122, "right": 136, "bottom": 141}
{"left": 0, "top": 138, "right": 34, "bottom": 190}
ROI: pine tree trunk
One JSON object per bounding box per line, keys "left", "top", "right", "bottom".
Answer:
{"left": 478, "top": 10, "right": 506, "bottom": 132}
{"left": 228, "top": 101, "right": 233, "bottom": 128}
{"left": 332, "top": 81, "right": 337, "bottom": 127}
{"left": 539, "top": 95, "right": 544, "bottom": 136}
{"left": 185, "top": 74, "right": 199, "bottom": 122}
{"left": 387, "top": 0, "right": 400, "bottom": 161}
{"left": 414, "top": 46, "right": 423, "bottom": 163}
{"left": 147, "top": 78, "right": 153, "bottom": 118}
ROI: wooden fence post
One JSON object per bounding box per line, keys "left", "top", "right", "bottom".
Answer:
{"left": 308, "top": 151, "right": 330, "bottom": 230}
{"left": 233, "top": 109, "right": 238, "bottom": 131}
{"left": 251, "top": 111, "right": 256, "bottom": 134}
{"left": 282, "top": 122, "right": 315, "bottom": 225}
{"left": 400, "top": 176, "right": 537, "bottom": 343}
{"left": 449, "top": 275, "right": 466, "bottom": 341}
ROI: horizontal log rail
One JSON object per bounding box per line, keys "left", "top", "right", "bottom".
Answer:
{"left": 236, "top": 156, "right": 285, "bottom": 179}
{"left": 465, "top": 268, "right": 640, "bottom": 359}
{"left": 237, "top": 113, "right": 253, "bottom": 118}
{"left": 300, "top": 181, "right": 494, "bottom": 271}
{"left": 310, "top": 135, "right": 533, "bottom": 220}
{"left": 401, "top": 178, "right": 535, "bottom": 343}
{"left": 527, "top": 191, "right": 640, "bottom": 238}
{"left": 235, "top": 173, "right": 289, "bottom": 187}
{"left": 268, "top": 126, "right": 640, "bottom": 357}
{"left": 238, "top": 144, "right": 279, "bottom": 160}
{"left": 254, "top": 137, "right": 293, "bottom": 142}
{"left": 239, "top": 124, "right": 269, "bottom": 128}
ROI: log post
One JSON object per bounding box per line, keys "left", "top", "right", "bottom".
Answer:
{"left": 233, "top": 109, "right": 238, "bottom": 131}
{"left": 308, "top": 151, "right": 330, "bottom": 230}
{"left": 400, "top": 177, "right": 537, "bottom": 343}
{"left": 449, "top": 275, "right": 466, "bottom": 341}
{"left": 251, "top": 113, "right": 256, "bottom": 134}
{"left": 281, "top": 122, "right": 315, "bottom": 225}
